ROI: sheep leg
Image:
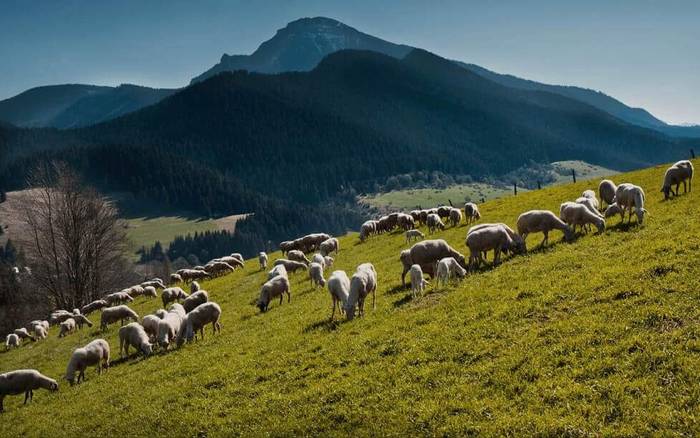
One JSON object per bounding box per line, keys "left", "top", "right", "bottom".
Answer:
{"left": 330, "top": 298, "right": 337, "bottom": 320}
{"left": 24, "top": 390, "right": 30, "bottom": 404}
{"left": 540, "top": 232, "right": 548, "bottom": 247}
{"left": 494, "top": 248, "right": 501, "bottom": 266}
{"left": 287, "top": 290, "right": 291, "bottom": 303}
{"left": 78, "top": 370, "right": 85, "bottom": 383}
{"left": 0, "top": 395, "right": 4, "bottom": 412}
{"left": 401, "top": 266, "right": 410, "bottom": 288}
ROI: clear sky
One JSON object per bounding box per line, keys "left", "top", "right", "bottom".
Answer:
{"left": 1, "top": 0, "right": 698, "bottom": 124}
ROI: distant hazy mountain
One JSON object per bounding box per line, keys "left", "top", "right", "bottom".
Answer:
{"left": 0, "top": 84, "right": 175, "bottom": 129}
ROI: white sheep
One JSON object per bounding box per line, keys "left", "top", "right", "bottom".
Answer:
{"left": 0, "top": 369, "right": 58, "bottom": 412}
{"left": 273, "top": 259, "right": 308, "bottom": 274}
{"left": 359, "top": 220, "right": 377, "bottom": 242}
{"left": 33, "top": 325, "right": 47, "bottom": 340}
{"left": 287, "top": 250, "right": 311, "bottom": 265}
{"left": 449, "top": 208, "right": 462, "bottom": 227}
{"left": 156, "top": 304, "right": 186, "bottom": 349}
{"left": 267, "top": 264, "right": 288, "bottom": 280}
{"left": 516, "top": 210, "right": 573, "bottom": 247}
{"left": 409, "top": 264, "right": 428, "bottom": 298}
{"left": 64, "top": 339, "right": 110, "bottom": 385}
{"left": 161, "top": 287, "right": 189, "bottom": 308}
{"left": 58, "top": 318, "right": 76, "bottom": 338}
{"left": 560, "top": 202, "right": 605, "bottom": 234}
{"left": 320, "top": 238, "right": 340, "bottom": 256}
{"left": 311, "top": 253, "right": 326, "bottom": 269}
{"left": 259, "top": 252, "right": 268, "bottom": 270}
{"left": 467, "top": 223, "right": 526, "bottom": 256}
{"left": 323, "top": 256, "right": 334, "bottom": 268}
{"left": 183, "top": 290, "right": 209, "bottom": 313}
{"left": 309, "top": 262, "right": 326, "bottom": 288}
{"left": 176, "top": 302, "right": 222, "bottom": 347}
{"left": 598, "top": 179, "right": 617, "bottom": 209}
{"left": 143, "top": 286, "right": 158, "bottom": 298}
{"left": 464, "top": 202, "right": 482, "bottom": 224}
{"left": 104, "top": 291, "right": 134, "bottom": 306}
{"left": 100, "top": 305, "right": 139, "bottom": 331}
{"left": 141, "top": 314, "right": 161, "bottom": 340}
{"left": 141, "top": 279, "right": 166, "bottom": 289}
{"left": 661, "top": 160, "right": 694, "bottom": 199}
{"left": 169, "top": 273, "right": 183, "bottom": 284}
{"left": 190, "top": 281, "right": 201, "bottom": 294}
{"left": 119, "top": 323, "right": 152, "bottom": 357}
{"left": 426, "top": 213, "right": 445, "bottom": 234}
{"left": 81, "top": 299, "right": 108, "bottom": 315}
{"left": 344, "top": 263, "right": 377, "bottom": 320}
{"left": 5, "top": 334, "right": 20, "bottom": 350}
{"left": 13, "top": 327, "right": 35, "bottom": 342}
{"left": 73, "top": 314, "right": 94, "bottom": 330}
{"left": 608, "top": 183, "right": 647, "bottom": 224}
{"left": 257, "top": 275, "right": 291, "bottom": 312}
{"left": 405, "top": 229, "right": 425, "bottom": 243}
{"left": 436, "top": 257, "right": 467, "bottom": 284}
{"left": 327, "top": 270, "right": 350, "bottom": 320}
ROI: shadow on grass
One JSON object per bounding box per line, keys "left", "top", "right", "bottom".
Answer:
{"left": 303, "top": 319, "right": 342, "bottom": 333}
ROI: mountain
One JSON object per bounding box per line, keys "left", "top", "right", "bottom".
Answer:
{"left": 0, "top": 84, "right": 176, "bottom": 129}
{"left": 190, "top": 16, "right": 412, "bottom": 83}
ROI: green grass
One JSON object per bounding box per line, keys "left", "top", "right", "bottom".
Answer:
{"left": 2, "top": 160, "right": 700, "bottom": 435}
{"left": 124, "top": 215, "right": 219, "bottom": 253}
{"left": 550, "top": 160, "right": 619, "bottom": 185}
{"left": 360, "top": 182, "right": 516, "bottom": 210}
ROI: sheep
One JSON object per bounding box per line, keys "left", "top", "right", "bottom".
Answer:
{"left": 344, "top": 263, "right": 377, "bottom": 320}
{"left": 118, "top": 323, "right": 152, "bottom": 358}
{"left": 259, "top": 252, "right": 268, "bottom": 270}
{"left": 467, "top": 223, "right": 526, "bottom": 255}
{"left": 426, "top": 213, "right": 445, "bottom": 234}
{"left": 27, "top": 320, "right": 49, "bottom": 331}
{"left": 309, "top": 262, "right": 326, "bottom": 288}
{"left": 598, "top": 179, "right": 617, "bottom": 209}
{"left": 183, "top": 290, "right": 209, "bottom": 313}
{"left": 213, "top": 256, "right": 245, "bottom": 269}
{"left": 359, "top": 220, "right": 377, "bottom": 242}
{"left": 204, "top": 261, "right": 236, "bottom": 277}
{"left": 409, "top": 264, "right": 428, "bottom": 298}
{"left": 297, "top": 233, "right": 332, "bottom": 253}
{"left": 156, "top": 303, "right": 186, "bottom": 349}
{"left": 13, "top": 328, "right": 35, "bottom": 342}
{"left": 64, "top": 339, "right": 110, "bottom": 385}
{"left": 104, "top": 291, "right": 134, "bottom": 306}
{"left": 609, "top": 183, "right": 648, "bottom": 224}
{"left": 405, "top": 229, "right": 425, "bottom": 243}
{"left": 397, "top": 213, "right": 415, "bottom": 231}
{"left": 320, "top": 238, "right": 340, "bottom": 256}
{"left": 141, "top": 314, "right": 161, "bottom": 340}
{"left": 161, "top": 287, "right": 189, "bottom": 308}
{"left": 257, "top": 275, "right": 291, "bottom": 312}
{"left": 400, "top": 239, "right": 467, "bottom": 287}
{"left": 464, "top": 202, "right": 481, "bottom": 224}
{"left": 169, "top": 273, "right": 183, "bottom": 284}
{"left": 560, "top": 202, "right": 605, "bottom": 234}
{"left": 267, "top": 264, "right": 288, "bottom": 280}
{"left": 5, "top": 334, "right": 20, "bottom": 350}
{"left": 49, "top": 310, "right": 74, "bottom": 326}
{"left": 273, "top": 259, "right": 308, "bottom": 274}
{"left": 141, "top": 279, "right": 166, "bottom": 289}
{"left": 143, "top": 286, "right": 158, "bottom": 298}
{"left": 33, "top": 325, "right": 47, "bottom": 340}
{"left": 324, "top": 256, "right": 334, "bottom": 268}
{"left": 465, "top": 225, "right": 514, "bottom": 268}
{"left": 100, "top": 305, "right": 139, "bottom": 331}
{"left": 436, "top": 256, "right": 468, "bottom": 284}
{"left": 449, "top": 208, "right": 462, "bottom": 227}
{"left": 58, "top": 318, "right": 76, "bottom": 338}
{"left": 126, "top": 285, "right": 145, "bottom": 297}
{"left": 0, "top": 370, "right": 58, "bottom": 412}
{"left": 662, "top": 160, "right": 694, "bottom": 199}
{"left": 72, "top": 308, "right": 81, "bottom": 315}
{"left": 436, "top": 206, "right": 452, "bottom": 219}
{"left": 190, "top": 281, "right": 201, "bottom": 294}
{"left": 516, "top": 210, "right": 573, "bottom": 247}
{"left": 279, "top": 240, "right": 295, "bottom": 254}
{"left": 176, "top": 302, "right": 222, "bottom": 346}
{"left": 576, "top": 196, "right": 602, "bottom": 217}
{"left": 312, "top": 253, "right": 326, "bottom": 268}
{"left": 177, "top": 269, "right": 210, "bottom": 282}
{"left": 230, "top": 253, "right": 244, "bottom": 262}
{"left": 327, "top": 271, "right": 350, "bottom": 320}
{"left": 73, "top": 314, "right": 94, "bottom": 330}
{"left": 287, "top": 250, "right": 311, "bottom": 265}
{"left": 81, "top": 299, "right": 108, "bottom": 315}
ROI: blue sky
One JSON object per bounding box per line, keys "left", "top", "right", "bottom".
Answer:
{"left": 1, "top": 0, "right": 698, "bottom": 124}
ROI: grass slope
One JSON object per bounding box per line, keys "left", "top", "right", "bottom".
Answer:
{"left": 2, "top": 161, "right": 700, "bottom": 436}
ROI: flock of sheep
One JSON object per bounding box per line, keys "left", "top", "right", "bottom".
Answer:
{"left": 0, "top": 160, "right": 693, "bottom": 412}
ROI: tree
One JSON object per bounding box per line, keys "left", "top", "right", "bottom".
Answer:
{"left": 19, "top": 162, "right": 131, "bottom": 309}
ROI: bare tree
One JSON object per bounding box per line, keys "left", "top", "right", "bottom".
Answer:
{"left": 19, "top": 162, "right": 131, "bottom": 309}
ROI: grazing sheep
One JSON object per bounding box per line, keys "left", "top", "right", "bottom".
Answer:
{"left": 312, "top": 253, "right": 326, "bottom": 268}
{"left": 400, "top": 239, "right": 467, "bottom": 287}
{"left": 0, "top": 370, "right": 58, "bottom": 412}
{"left": 560, "top": 202, "right": 605, "bottom": 234}
{"left": 576, "top": 196, "right": 602, "bottom": 216}
{"left": 662, "top": 160, "right": 694, "bottom": 199}
{"left": 464, "top": 202, "right": 481, "bottom": 224}
{"left": 143, "top": 286, "right": 157, "bottom": 298}
{"left": 273, "top": 259, "right": 308, "bottom": 274}
{"left": 320, "top": 238, "right": 340, "bottom": 256}
{"left": 161, "top": 287, "right": 189, "bottom": 308}
{"left": 259, "top": 252, "right": 268, "bottom": 270}
{"left": 13, "top": 328, "right": 35, "bottom": 342}
{"left": 405, "top": 229, "right": 425, "bottom": 243}
{"left": 73, "top": 314, "right": 94, "bottom": 330}
{"left": 58, "top": 318, "right": 76, "bottom": 338}
{"left": 141, "top": 279, "right": 166, "bottom": 289}
{"left": 104, "top": 291, "right": 134, "bottom": 306}
{"left": 297, "top": 233, "right": 332, "bottom": 253}
{"left": 28, "top": 320, "right": 49, "bottom": 331}
{"left": 190, "top": 281, "right": 201, "bottom": 294}
{"left": 177, "top": 269, "right": 210, "bottom": 282}
{"left": 100, "top": 305, "right": 139, "bottom": 331}
{"left": 126, "top": 285, "right": 145, "bottom": 297}
{"left": 81, "top": 299, "right": 108, "bottom": 315}
{"left": 409, "top": 264, "right": 428, "bottom": 298}
{"left": 449, "top": 208, "right": 462, "bottom": 227}
{"left": 183, "top": 290, "right": 209, "bottom": 313}
{"left": 436, "top": 206, "right": 452, "bottom": 219}
{"left": 141, "top": 315, "right": 161, "bottom": 340}
{"left": 324, "top": 256, "right": 334, "bottom": 268}
{"left": 465, "top": 225, "right": 514, "bottom": 268}
{"left": 516, "top": 210, "right": 573, "bottom": 247}
{"left": 436, "top": 257, "right": 468, "bottom": 284}
{"left": 327, "top": 271, "right": 350, "bottom": 320}
{"left": 64, "top": 339, "right": 110, "bottom": 385}
{"left": 33, "top": 325, "right": 47, "bottom": 340}
{"left": 257, "top": 275, "right": 291, "bottom": 312}
{"left": 169, "top": 273, "right": 183, "bottom": 284}
{"left": 176, "top": 302, "right": 222, "bottom": 346}
{"left": 397, "top": 213, "right": 416, "bottom": 231}
{"left": 359, "top": 220, "right": 377, "bottom": 242}
{"left": 204, "top": 261, "right": 236, "bottom": 277}
{"left": 5, "top": 334, "right": 20, "bottom": 350}
{"left": 426, "top": 213, "right": 445, "bottom": 234}
{"left": 118, "top": 323, "right": 152, "bottom": 358}
{"left": 49, "top": 310, "right": 75, "bottom": 326}
{"left": 345, "top": 263, "right": 377, "bottom": 320}
{"left": 72, "top": 308, "right": 81, "bottom": 315}
{"left": 309, "top": 262, "right": 326, "bottom": 288}
{"left": 610, "top": 183, "right": 647, "bottom": 224}
{"left": 279, "top": 240, "right": 295, "bottom": 255}
{"left": 598, "top": 179, "right": 617, "bottom": 209}
{"left": 156, "top": 304, "right": 186, "bottom": 349}
{"left": 267, "top": 264, "right": 288, "bottom": 280}
{"left": 287, "top": 250, "right": 311, "bottom": 265}
{"left": 467, "top": 223, "right": 526, "bottom": 255}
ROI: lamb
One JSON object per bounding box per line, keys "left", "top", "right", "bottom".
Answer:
{"left": 344, "top": 263, "right": 377, "bottom": 320}
{"left": 141, "top": 314, "right": 161, "bottom": 340}
{"left": 0, "top": 370, "right": 58, "bottom": 412}
{"left": 464, "top": 202, "right": 481, "bottom": 224}
{"left": 287, "top": 250, "right": 311, "bottom": 265}
{"left": 156, "top": 304, "right": 186, "bottom": 349}
{"left": 560, "top": 202, "right": 605, "bottom": 234}
{"left": 409, "top": 264, "right": 428, "bottom": 298}
{"left": 33, "top": 325, "right": 47, "bottom": 340}
{"left": 118, "top": 323, "right": 152, "bottom": 357}
{"left": 100, "top": 305, "right": 139, "bottom": 330}
{"left": 259, "top": 252, "right": 268, "bottom": 270}
{"left": 13, "top": 327, "right": 35, "bottom": 342}
{"left": 81, "top": 299, "right": 108, "bottom": 315}
{"left": 176, "top": 302, "right": 222, "bottom": 346}
{"left": 327, "top": 271, "right": 350, "bottom": 320}
{"left": 426, "top": 213, "right": 445, "bottom": 234}
{"left": 5, "top": 334, "right": 20, "bottom": 350}
{"left": 516, "top": 210, "right": 573, "bottom": 247}
{"left": 64, "top": 339, "right": 110, "bottom": 385}
{"left": 309, "top": 262, "right": 326, "bottom": 288}
{"left": 73, "top": 314, "right": 94, "bottom": 330}
{"left": 400, "top": 239, "right": 467, "bottom": 287}
{"left": 449, "top": 208, "right": 462, "bottom": 227}
{"left": 204, "top": 261, "right": 236, "bottom": 277}
{"left": 359, "top": 220, "right": 377, "bottom": 242}
{"left": 267, "top": 264, "right": 288, "bottom": 280}
{"left": 465, "top": 225, "right": 514, "bottom": 268}
{"left": 273, "top": 259, "right": 308, "bottom": 274}
{"left": 183, "top": 290, "right": 209, "bottom": 313}
{"left": 661, "top": 160, "right": 694, "bottom": 199}
{"left": 143, "top": 286, "right": 158, "bottom": 298}
{"left": 609, "top": 183, "right": 647, "bottom": 224}
{"left": 169, "top": 273, "right": 183, "bottom": 284}
{"left": 161, "top": 287, "right": 189, "bottom": 308}
{"left": 58, "top": 318, "right": 76, "bottom": 338}
{"left": 598, "top": 179, "right": 617, "bottom": 209}
{"left": 436, "top": 257, "right": 468, "bottom": 284}
{"left": 319, "top": 238, "right": 340, "bottom": 256}
{"left": 405, "top": 229, "right": 425, "bottom": 243}
{"left": 257, "top": 275, "right": 291, "bottom": 312}
{"left": 104, "top": 291, "right": 134, "bottom": 306}
{"left": 190, "top": 281, "right": 200, "bottom": 293}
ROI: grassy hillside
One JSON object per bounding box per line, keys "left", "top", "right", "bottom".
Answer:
{"left": 2, "top": 161, "right": 699, "bottom": 435}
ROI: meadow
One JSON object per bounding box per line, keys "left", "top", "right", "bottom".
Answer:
{"left": 1, "top": 160, "right": 699, "bottom": 436}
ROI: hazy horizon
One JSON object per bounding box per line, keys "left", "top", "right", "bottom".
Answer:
{"left": 1, "top": 0, "right": 698, "bottom": 125}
